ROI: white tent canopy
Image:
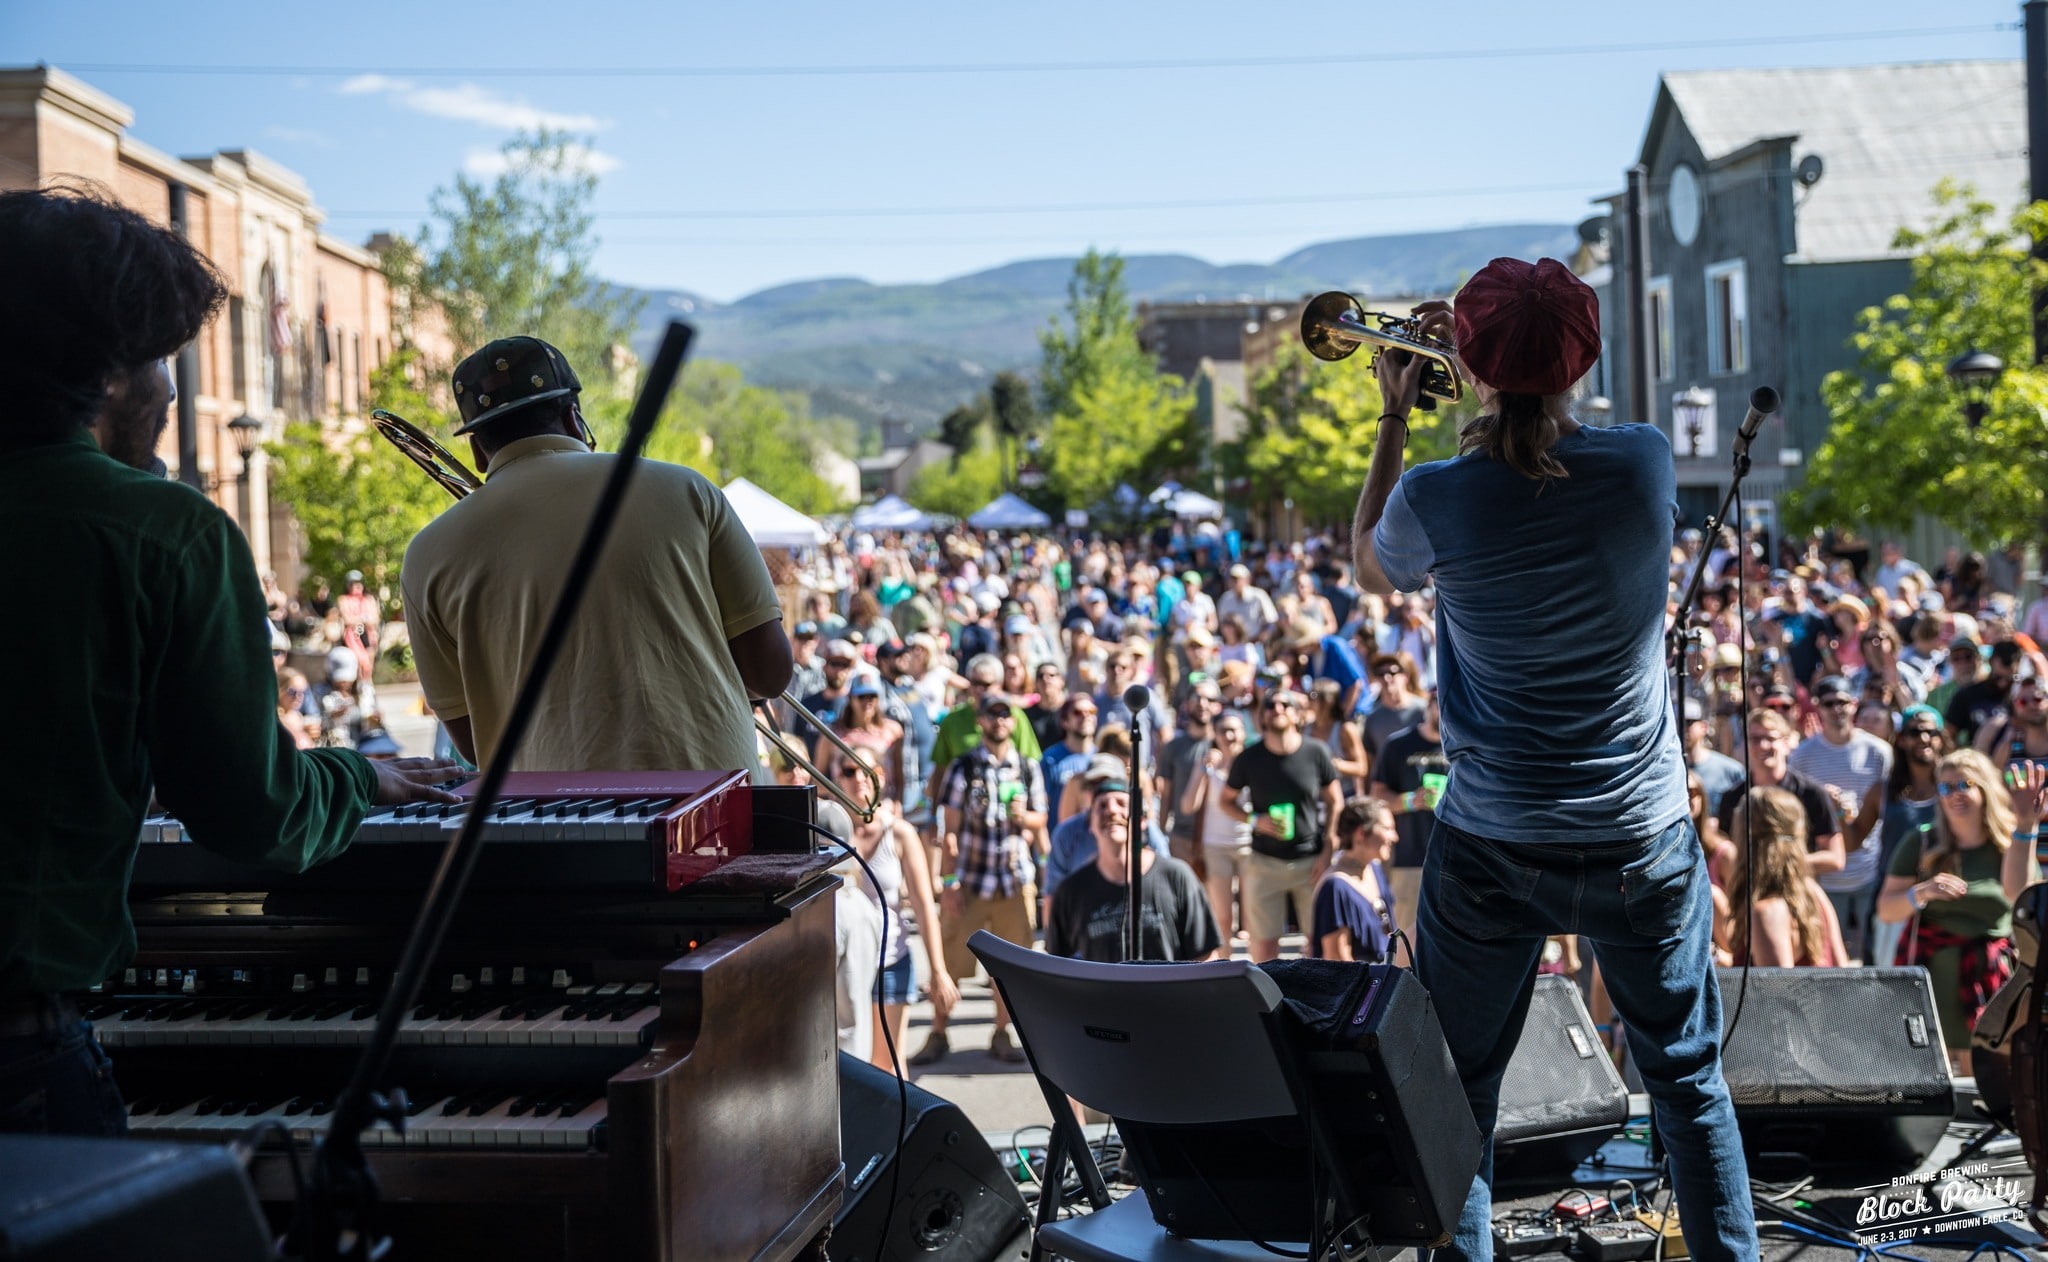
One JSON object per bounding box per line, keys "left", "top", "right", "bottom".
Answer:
{"left": 1165, "top": 488, "right": 1224, "bottom": 519}
{"left": 851, "top": 494, "right": 935, "bottom": 532}
{"left": 723, "top": 477, "right": 831, "bottom": 549}
{"left": 967, "top": 493, "right": 1052, "bottom": 530}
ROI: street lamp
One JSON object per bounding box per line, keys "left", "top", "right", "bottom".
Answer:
{"left": 226, "top": 413, "right": 263, "bottom": 531}
{"left": 1945, "top": 348, "right": 2004, "bottom": 428}
{"left": 1673, "top": 384, "right": 1713, "bottom": 457}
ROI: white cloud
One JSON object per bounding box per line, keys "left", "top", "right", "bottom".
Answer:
{"left": 339, "top": 76, "right": 604, "bottom": 132}
{"left": 463, "top": 142, "right": 622, "bottom": 179}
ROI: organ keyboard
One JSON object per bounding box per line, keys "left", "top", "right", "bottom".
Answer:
{"left": 114, "top": 779, "right": 842, "bottom": 1262}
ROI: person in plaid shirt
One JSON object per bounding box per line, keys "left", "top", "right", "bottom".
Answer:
{"left": 912, "top": 692, "right": 1048, "bottom": 1066}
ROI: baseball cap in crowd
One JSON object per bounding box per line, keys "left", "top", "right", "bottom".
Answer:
{"left": 875, "top": 640, "right": 906, "bottom": 661}
{"left": 907, "top": 632, "right": 941, "bottom": 656}
{"left": 978, "top": 692, "right": 1016, "bottom": 717}
{"left": 794, "top": 621, "right": 820, "bottom": 638}
{"left": 1184, "top": 624, "right": 1216, "bottom": 647}
{"left": 1950, "top": 635, "right": 1985, "bottom": 660}
{"left": 1082, "top": 754, "right": 1128, "bottom": 788}
{"left": 325, "top": 646, "right": 359, "bottom": 683}
{"left": 1762, "top": 682, "right": 1798, "bottom": 709}
{"left": 1711, "top": 642, "right": 1742, "bottom": 670}
{"left": 1084, "top": 588, "right": 1108, "bottom": 606}
{"left": 270, "top": 623, "right": 291, "bottom": 653}
{"left": 824, "top": 639, "right": 859, "bottom": 665}
{"left": 1228, "top": 564, "right": 1252, "bottom": 579}
{"left": 1182, "top": 571, "right": 1202, "bottom": 585}
{"left": 1452, "top": 258, "right": 1600, "bottom": 395}
{"left": 1681, "top": 697, "right": 1705, "bottom": 724}
{"left": 1813, "top": 675, "right": 1854, "bottom": 703}
{"left": 1004, "top": 613, "right": 1033, "bottom": 635}
{"left": 977, "top": 592, "right": 1002, "bottom": 614}
{"left": 848, "top": 675, "right": 881, "bottom": 698}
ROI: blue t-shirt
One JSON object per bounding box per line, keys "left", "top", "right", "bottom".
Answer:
{"left": 1372, "top": 423, "right": 1686, "bottom": 843}
{"left": 1317, "top": 634, "right": 1368, "bottom": 715}
{"left": 1308, "top": 862, "right": 1395, "bottom": 961}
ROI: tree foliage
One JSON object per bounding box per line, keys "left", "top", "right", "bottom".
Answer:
{"left": 1787, "top": 184, "right": 2048, "bottom": 546}
{"left": 1037, "top": 250, "right": 1195, "bottom": 507}
{"left": 267, "top": 346, "right": 450, "bottom": 597}
{"left": 909, "top": 436, "right": 1008, "bottom": 519}
{"left": 587, "top": 360, "right": 849, "bottom": 515}
{"left": 414, "top": 130, "right": 641, "bottom": 376}
{"left": 1223, "top": 344, "right": 1464, "bottom": 525}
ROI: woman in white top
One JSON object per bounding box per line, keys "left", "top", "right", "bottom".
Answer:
{"left": 836, "top": 749, "right": 957, "bottom": 1072}
{"left": 1179, "top": 711, "right": 1254, "bottom": 943}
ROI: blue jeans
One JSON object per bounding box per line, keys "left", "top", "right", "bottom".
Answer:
{"left": 0, "top": 1020, "right": 129, "bottom": 1137}
{"left": 1415, "top": 817, "right": 1755, "bottom": 1262}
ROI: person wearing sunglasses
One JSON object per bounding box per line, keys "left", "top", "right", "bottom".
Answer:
{"left": 1973, "top": 672, "right": 2048, "bottom": 770}
{"left": 1877, "top": 749, "right": 2046, "bottom": 1073}
{"left": 1218, "top": 689, "right": 1343, "bottom": 964}
{"left": 1788, "top": 676, "right": 1893, "bottom": 961}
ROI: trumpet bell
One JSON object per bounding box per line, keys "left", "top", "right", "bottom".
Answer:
{"left": 1300, "top": 290, "right": 1372, "bottom": 363}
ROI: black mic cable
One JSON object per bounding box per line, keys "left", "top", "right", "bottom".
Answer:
{"left": 1122, "top": 684, "right": 1152, "bottom": 961}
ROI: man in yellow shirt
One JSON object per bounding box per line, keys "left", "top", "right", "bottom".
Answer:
{"left": 403, "top": 336, "right": 792, "bottom": 772}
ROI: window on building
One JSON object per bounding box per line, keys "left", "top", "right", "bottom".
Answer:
{"left": 1646, "top": 276, "right": 1674, "bottom": 383}
{"left": 335, "top": 333, "right": 349, "bottom": 415}
{"left": 1706, "top": 260, "right": 1748, "bottom": 375}
{"left": 228, "top": 298, "right": 247, "bottom": 403}
{"left": 355, "top": 333, "right": 365, "bottom": 411}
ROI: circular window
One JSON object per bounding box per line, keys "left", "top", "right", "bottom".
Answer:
{"left": 1667, "top": 163, "right": 1701, "bottom": 247}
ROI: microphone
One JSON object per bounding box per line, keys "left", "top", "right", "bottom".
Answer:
{"left": 1732, "top": 386, "right": 1779, "bottom": 460}
{"left": 1122, "top": 684, "right": 1152, "bottom": 722}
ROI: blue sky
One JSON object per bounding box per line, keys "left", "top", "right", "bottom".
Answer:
{"left": 4, "top": 1, "right": 2023, "bottom": 302}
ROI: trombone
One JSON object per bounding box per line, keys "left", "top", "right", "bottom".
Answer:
{"left": 371, "top": 408, "right": 882, "bottom": 822}
{"left": 1297, "top": 291, "right": 1463, "bottom": 410}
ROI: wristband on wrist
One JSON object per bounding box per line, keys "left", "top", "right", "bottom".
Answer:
{"left": 1907, "top": 885, "right": 1924, "bottom": 911}
{"left": 1377, "top": 414, "right": 1409, "bottom": 448}
{"left": 2014, "top": 827, "right": 2040, "bottom": 843}
{"left": 940, "top": 874, "right": 960, "bottom": 890}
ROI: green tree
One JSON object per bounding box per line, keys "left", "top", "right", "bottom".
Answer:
{"left": 266, "top": 345, "right": 450, "bottom": 598}
{"left": 1787, "top": 183, "right": 2048, "bottom": 546}
{"left": 1223, "top": 344, "right": 1463, "bottom": 525}
{"left": 909, "top": 436, "right": 1008, "bottom": 518}
{"left": 1037, "top": 250, "right": 1195, "bottom": 506}
{"left": 589, "top": 360, "right": 848, "bottom": 515}
{"left": 413, "top": 130, "right": 641, "bottom": 376}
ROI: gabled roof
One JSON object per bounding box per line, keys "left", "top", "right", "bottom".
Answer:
{"left": 1654, "top": 60, "right": 2025, "bottom": 263}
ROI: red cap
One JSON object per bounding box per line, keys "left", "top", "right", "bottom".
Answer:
{"left": 1453, "top": 257, "right": 1602, "bottom": 396}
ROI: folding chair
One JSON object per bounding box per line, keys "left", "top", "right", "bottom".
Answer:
{"left": 968, "top": 931, "right": 1475, "bottom": 1262}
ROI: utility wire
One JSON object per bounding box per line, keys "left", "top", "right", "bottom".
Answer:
{"left": 56, "top": 22, "right": 2014, "bottom": 79}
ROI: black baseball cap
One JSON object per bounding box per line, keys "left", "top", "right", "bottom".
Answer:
{"left": 451, "top": 336, "right": 582, "bottom": 435}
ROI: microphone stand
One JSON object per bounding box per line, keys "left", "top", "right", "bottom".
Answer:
{"left": 1666, "top": 387, "right": 1778, "bottom": 742}
{"left": 1121, "top": 685, "right": 1151, "bottom": 961}
{"left": 290, "top": 322, "right": 696, "bottom": 1262}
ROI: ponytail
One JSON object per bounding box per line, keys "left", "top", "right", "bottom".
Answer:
{"left": 1458, "top": 391, "right": 1571, "bottom": 482}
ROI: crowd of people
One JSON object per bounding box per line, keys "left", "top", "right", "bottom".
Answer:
{"left": 793, "top": 520, "right": 2048, "bottom": 1078}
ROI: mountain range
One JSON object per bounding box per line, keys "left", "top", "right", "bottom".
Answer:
{"left": 624, "top": 222, "right": 1579, "bottom": 432}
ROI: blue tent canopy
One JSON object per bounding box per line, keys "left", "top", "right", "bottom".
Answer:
{"left": 967, "top": 493, "right": 1052, "bottom": 530}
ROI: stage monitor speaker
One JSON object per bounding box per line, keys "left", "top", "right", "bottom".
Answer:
{"left": 829, "top": 1052, "right": 1029, "bottom": 1262}
{"left": 1716, "top": 967, "right": 1956, "bottom": 1171}
{"left": 1112, "top": 962, "right": 1478, "bottom": 1251}
{"left": 0, "top": 1134, "right": 270, "bottom": 1262}
{"left": 1494, "top": 974, "right": 1629, "bottom": 1178}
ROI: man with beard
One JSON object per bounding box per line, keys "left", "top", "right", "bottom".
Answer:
{"left": 1, "top": 187, "right": 458, "bottom": 1136}
{"left": 1848, "top": 708, "right": 1949, "bottom": 967}
{"left": 1976, "top": 671, "right": 2048, "bottom": 769}
{"left": 93, "top": 360, "right": 174, "bottom": 474}
{"left": 1946, "top": 640, "right": 2022, "bottom": 746}
{"left": 1789, "top": 676, "right": 1894, "bottom": 960}
{"left": 1045, "top": 778, "right": 1219, "bottom": 964}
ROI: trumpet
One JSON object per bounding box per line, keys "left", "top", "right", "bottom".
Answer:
{"left": 1298, "top": 291, "right": 1462, "bottom": 410}
{"left": 371, "top": 408, "right": 882, "bottom": 823}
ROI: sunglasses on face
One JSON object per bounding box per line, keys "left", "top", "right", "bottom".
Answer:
{"left": 1375, "top": 666, "right": 1403, "bottom": 677}
{"left": 1819, "top": 697, "right": 1855, "bottom": 709}
{"left": 1904, "top": 728, "right": 1941, "bottom": 741}
{"left": 1937, "top": 780, "right": 1979, "bottom": 798}
{"left": 1765, "top": 700, "right": 1796, "bottom": 711}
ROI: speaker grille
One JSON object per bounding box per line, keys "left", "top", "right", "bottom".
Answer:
{"left": 1717, "top": 968, "right": 1953, "bottom": 1114}
{"left": 1496, "top": 975, "right": 1628, "bottom": 1144}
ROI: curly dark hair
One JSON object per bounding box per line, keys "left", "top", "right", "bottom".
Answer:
{"left": 0, "top": 182, "right": 225, "bottom": 440}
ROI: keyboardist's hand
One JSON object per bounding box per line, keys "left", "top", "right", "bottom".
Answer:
{"left": 370, "top": 757, "right": 467, "bottom": 805}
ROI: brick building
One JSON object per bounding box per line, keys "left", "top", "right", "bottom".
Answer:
{"left": 0, "top": 64, "right": 399, "bottom": 581}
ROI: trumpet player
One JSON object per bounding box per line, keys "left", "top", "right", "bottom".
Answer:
{"left": 401, "top": 336, "right": 793, "bottom": 773}
{"left": 1350, "top": 258, "right": 1755, "bottom": 1261}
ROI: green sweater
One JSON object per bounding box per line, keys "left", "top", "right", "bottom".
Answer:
{"left": 0, "top": 432, "right": 377, "bottom": 995}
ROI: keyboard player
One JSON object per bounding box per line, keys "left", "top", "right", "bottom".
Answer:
{"left": 400, "top": 336, "right": 794, "bottom": 772}
{"left": 0, "top": 187, "right": 462, "bottom": 1138}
